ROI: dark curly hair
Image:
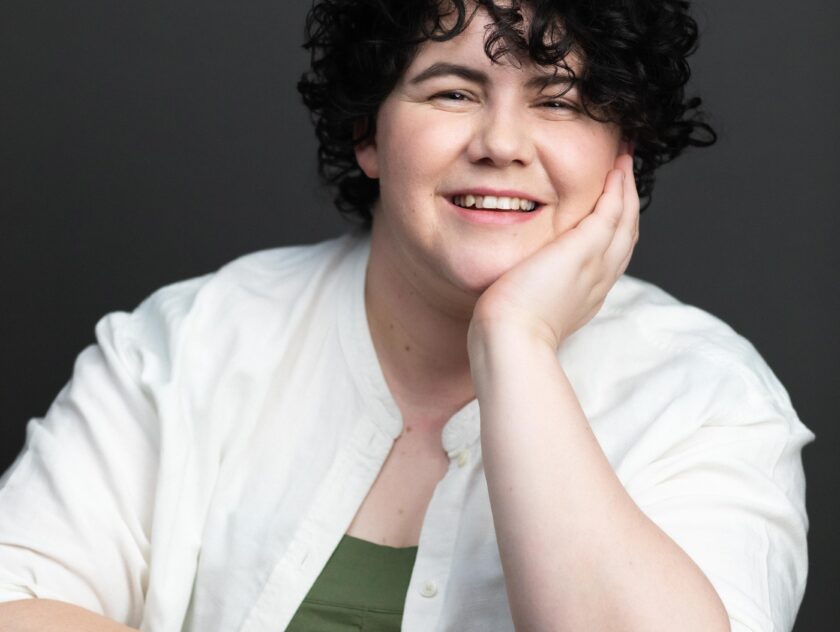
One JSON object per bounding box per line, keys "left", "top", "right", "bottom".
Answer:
{"left": 297, "top": 0, "right": 716, "bottom": 226}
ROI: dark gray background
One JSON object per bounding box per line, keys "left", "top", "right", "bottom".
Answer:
{"left": 1, "top": 1, "right": 837, "bottom": 629}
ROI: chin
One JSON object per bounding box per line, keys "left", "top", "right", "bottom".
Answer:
{"left": 451, "top": 271, "right": 502, "bottom": 296}
{"left": 443, "top": 247, "right": 529, "bottom": 295}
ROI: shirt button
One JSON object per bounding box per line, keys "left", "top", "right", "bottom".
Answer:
{"left": 420, "top": 580, "right": 438, "bottom": 598}
{"left": 456, "top": 450, "right": 469, "bottom": 468}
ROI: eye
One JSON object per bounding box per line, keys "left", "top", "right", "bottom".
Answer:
{"left": 432, "top": 90, "right": 472, "bottom": 102}
{"left": 540, "top": 100, "right": 579, "bottom": 112}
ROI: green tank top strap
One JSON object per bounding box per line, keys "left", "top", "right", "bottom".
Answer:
{"left": 285, "top": 534, "right": 419, "bottom": 631}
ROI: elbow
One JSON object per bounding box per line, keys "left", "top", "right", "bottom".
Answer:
{"left": 0, "top": 598, "right": 138, "bottom": 632}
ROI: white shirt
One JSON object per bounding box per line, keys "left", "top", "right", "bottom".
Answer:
{"left": 0, "top": 232, "right": 814, "bottom": 632}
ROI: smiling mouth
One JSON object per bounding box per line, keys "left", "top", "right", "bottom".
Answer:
{"left": 450, "top": 194, "right": 539, "bottom": 212}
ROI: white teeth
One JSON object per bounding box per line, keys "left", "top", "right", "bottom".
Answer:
{"left": 451, "top": 194, "right": 538, "bottom": 211}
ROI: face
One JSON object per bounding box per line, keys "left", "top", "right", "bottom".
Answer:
{"left": 356, "top": 7, "right": 623, "bottom": 301}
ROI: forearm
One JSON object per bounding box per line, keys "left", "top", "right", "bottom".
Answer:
{"left": 469, "top": 325, "right": 730, "bottom": 632}
{"left": 0, "top": 599, "right": 137, "bottom": 632}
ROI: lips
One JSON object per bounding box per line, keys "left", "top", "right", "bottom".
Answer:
{"left": 444, "top": 195, "right": 543, "bottom": 225}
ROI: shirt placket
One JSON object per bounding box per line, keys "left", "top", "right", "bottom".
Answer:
{"left": 238, "top": 416, "right": 393, "bottom": 632}
{"left": 402, "top": 443, "right": 474, "bottom": 632}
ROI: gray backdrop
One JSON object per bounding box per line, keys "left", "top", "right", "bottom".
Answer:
{"left": 1, "top": 1, "right": 837, "bottom": 629}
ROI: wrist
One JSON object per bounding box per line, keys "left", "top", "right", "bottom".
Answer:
{"left": 467, "top": 310, "right": 560, "bottom": 360}
{"left": 467, "top": 317, "right": 560, "bottom": 395}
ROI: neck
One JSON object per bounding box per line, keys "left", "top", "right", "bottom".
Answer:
{"left": 365, "top": 220, "right": 477, "bottom": 429}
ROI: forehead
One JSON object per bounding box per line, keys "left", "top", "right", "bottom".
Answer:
{"left": 407, "top": 3, "right": 580, "bottom": 82}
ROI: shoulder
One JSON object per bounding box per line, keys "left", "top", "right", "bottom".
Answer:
{"left": 574, "top": 274, "right": 805, "bottom": 431}
{"left": 94, "top": 232, "right": 368, "bottom": 381}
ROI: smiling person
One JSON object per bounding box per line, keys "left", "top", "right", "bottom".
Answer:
{"left": 0, "top": 1, "right": 813, "bottom": 631}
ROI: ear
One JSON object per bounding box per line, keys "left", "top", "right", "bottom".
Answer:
{"left": 617, "top": 137, "right": 635, "bottom": 157}
{"left": 617, "top": 138, "right": 629, "bottom": 156}
{"left": 353, "top": 118, "right": 379, "bottom": 179}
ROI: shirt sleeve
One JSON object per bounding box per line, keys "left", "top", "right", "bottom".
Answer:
{"left": 0, "top": 310, "right": 160, "bottom": 626}
{"left": 627, "top": 374, "right": 814, "bottom": 632}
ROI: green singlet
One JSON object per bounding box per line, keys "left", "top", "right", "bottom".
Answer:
{"left": 285, "top": 534, "right": 419, "bottom": 631}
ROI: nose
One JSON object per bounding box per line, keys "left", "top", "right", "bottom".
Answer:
{"left": 466, "top": 102, "right": 535, "bottom": 168}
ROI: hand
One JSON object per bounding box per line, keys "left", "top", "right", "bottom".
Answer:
{"left": 469, "top": 151, "right": 639, "bottom": 351}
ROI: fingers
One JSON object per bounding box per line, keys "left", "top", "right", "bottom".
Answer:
{"left": 582, "top": 153, "right": 633, "bottom": 247}
{"left": 606, "top": 153, "right": 640, "bottom": 275}
{"left": 572, "top": 151, "right": 639, "bottom": 279}
{"left": 579, "top": 167, "right": 624, "bottom": 253}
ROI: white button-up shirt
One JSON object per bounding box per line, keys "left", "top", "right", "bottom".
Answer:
{"left": 0, "top": 232, "right": 814, "bottom": 631}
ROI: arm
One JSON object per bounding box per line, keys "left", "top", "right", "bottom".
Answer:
{"left": 469, "top": 327, "right": 730, "bottom": 631}
{"left": 468, "top": 154, "right": 730, "bottom": 631}
{"left": 0, "top": 310, "right": 160, "bottom": 627}
{"left": 0, "top": 599, "right": 137, "bottom": 632}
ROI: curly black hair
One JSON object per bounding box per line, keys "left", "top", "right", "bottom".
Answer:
{"left": 297, "top": 0, "right": 716, "bottom": 226}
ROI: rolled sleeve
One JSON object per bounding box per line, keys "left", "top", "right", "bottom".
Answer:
{"left": 0, "top": 311, "right": 159, "bottom": 626}
{"left": 630, "top": 392, "right": 813, "bottom": 632}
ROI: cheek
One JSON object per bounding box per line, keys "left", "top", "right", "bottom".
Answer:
{"left": 372, "top": 107, "right": 464, "bottom": 239}
{"left": 539, "top": 126, "right": 620, "bottom": 223}
{"left": 377, "top": 106, "right": 467, "bottom": 192}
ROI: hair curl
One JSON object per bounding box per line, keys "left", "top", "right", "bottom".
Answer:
{"left": 298, "top": 0, "right": 716, "bottom": 226}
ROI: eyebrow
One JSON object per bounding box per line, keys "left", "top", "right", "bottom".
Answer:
{"left": 407, "top": 62, "right": 577, "bottom": 91}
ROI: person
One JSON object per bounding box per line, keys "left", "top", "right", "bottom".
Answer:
{"left": 0, "top": 1, "right": 814, "bottom": 631}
